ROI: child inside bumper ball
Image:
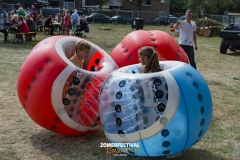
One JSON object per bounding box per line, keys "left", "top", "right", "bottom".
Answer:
{"left": 98, "top": 47, "right": 212, "bottom": 157}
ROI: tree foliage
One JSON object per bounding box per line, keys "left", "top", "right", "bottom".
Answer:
{"left": 185, "top": 0, "right": 205, "bottom": 14}
{"left": 170, "top": 0, "right": 188, "bottom": 13}
{"left": 196, "top": 0, "right": 230, "bottom": 14}
{"left": 122, "top": 0, "right": 147, "bottom": 11}
{"left": 170, "top": 0, "right": 240, "bottom": 15}
{"left": 228, "top": 0, "right": 240, "bottom": 13}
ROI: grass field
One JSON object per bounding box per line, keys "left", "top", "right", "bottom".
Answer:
{"left": 0, "top": 24, "right": 240, "bottom": 160}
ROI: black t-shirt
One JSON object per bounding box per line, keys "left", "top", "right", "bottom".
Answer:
{"left": 45, "top": 18, "right": 52, "bottom": 27}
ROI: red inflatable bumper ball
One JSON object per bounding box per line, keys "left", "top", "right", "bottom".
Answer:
{"left": 17, "top": 36, "right": 118, "bottom": 136}
{"left": 110, "top": 30, "right": 189, "bottom": 68}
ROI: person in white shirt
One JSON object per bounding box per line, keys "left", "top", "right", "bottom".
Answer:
{"left": 174, "top": 9, "right": 198, "bottom": 69}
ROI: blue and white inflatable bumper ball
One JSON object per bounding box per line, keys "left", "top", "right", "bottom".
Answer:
{"left": 98, "top": 61, "right": 212, "bottom": 157}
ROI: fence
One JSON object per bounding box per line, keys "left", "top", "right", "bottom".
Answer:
{"left": 82, "top": 8, "right": 228, "bottom": 25}
{"left": 87, "top": 8, "right": 166, "bottom": 19}
{"left": 1, "top": 5, "right": 229, "bottom": 26}
{"left": 1, "top": 3, "right": 18, "bottom": 13}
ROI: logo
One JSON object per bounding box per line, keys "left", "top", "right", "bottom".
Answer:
{"left": 100, "top": 143, "right": 140, "bottom": 156}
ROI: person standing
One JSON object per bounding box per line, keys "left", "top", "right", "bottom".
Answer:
{"left": 71, "top": 9, "right": 80, "bottom": 35}
{"left": 174, "top": 9, "right": 198, "bottom": 69}
{"left": 18, "top": 7, "right": 25, "bottom": 18}
{"left": 0, "top": 15, "right": 8, "bottom": 41}
{"left": 30, "top": 5, "right": 35, "bottom": 14}
{"left": 32, "top": 8, "right": 38, "bottom": 26}
{"left": 26, "top": 7, "right": 31, "bottom": 15}
{"left": 62, "top": 10, "right": 70, "bottom": 35}
{"left": 2, "top": 9, "right": 8, "bottom": 22}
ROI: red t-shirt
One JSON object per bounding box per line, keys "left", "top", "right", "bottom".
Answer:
{"left": 32, "top": 11, "right": 38, "bottom": 22}
{"left": 18, "top": 20, "right": 30, "bottom": 33}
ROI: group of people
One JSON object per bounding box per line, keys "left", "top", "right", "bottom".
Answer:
{"left": 1, "top": 7, "right": 198, "bottom": 70}
{"left": 0, "top": 5, "right": 40, "bottom": 42}
{"left": 71, "top": 9, "right": 198, "bottom": 72}
{"left": 0, "top": 14, "right": 32, "bottom": 42}
{"left": 1, "top": 5, "right": 38, "bottom": 22}
{"left": 0, "top": 5, "right": 88, "bottom": 41}
{"left": 45, "top": 9, "right": 88, "bottom": 36}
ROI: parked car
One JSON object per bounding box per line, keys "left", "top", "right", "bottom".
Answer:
{"left": 146, "top": 16, "right": 169, "bottom": 25}
{"left": 85, "top": 13, "right": 110, "bottom": 23}
{"left": 78, "top": 9, "right": 89, "bottom": 16}
{"left": 168, "top": 16, "right": 179, "bottom": 24}
{"left": 40, "top": 8, "right": 60, "bottom": 18}
{"left": 110, "top": 15, "right": 132, "bottom": 24}
{"left": 219, "top": 13, "right": 240, "bottom": 54}
{"left": 179, "top": 15, "right": 186, "bottom": 20}
{"left": 168, "top": 14, "right": 175, "bottom": 18}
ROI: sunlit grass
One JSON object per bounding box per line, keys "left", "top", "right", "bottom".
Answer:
{"left": 0, "top": 24, "right": 239, "bottom": 160}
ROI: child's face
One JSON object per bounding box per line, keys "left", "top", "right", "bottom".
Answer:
{"left": 76, "top": 49, "right": 89, "bottom": 60}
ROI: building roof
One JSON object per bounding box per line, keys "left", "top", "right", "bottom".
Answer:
{"left": 2, "top": 0, "right": 49, "bottom": 7}
{"left": 228, "top": 13, "right": 240, "bottom": 16}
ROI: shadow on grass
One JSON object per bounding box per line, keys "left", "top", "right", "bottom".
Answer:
{"left": 207, "top": 80, "right": 240, "bottom": 94}
{"left": 226, "top": 51, "right": 240, "bottom": 57}
{"left": 30, "top": 128, "right": 111, "bottom": 159}
{"left": 30, "top": 129, "right": 224, "bottom": 160}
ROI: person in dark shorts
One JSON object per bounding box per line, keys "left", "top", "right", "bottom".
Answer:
{"left": 45, "top": 14, "right": 54, "bottom": 35}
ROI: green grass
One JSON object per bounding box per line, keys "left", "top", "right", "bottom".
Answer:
{"left": 0, "top": 24, "right": 240, "bottom": 160}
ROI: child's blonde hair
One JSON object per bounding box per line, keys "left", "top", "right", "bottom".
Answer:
{"left": 138, "top": 46, "right": 163, "bottom": 73}
{"left": 26, "top": 14, "right": 32, "bottom": 20}
{"left": 19, "top": 8, "right": 23, "bottom": 12}
{"left": 11, "top": 14, "right": 18, "bottom": 21}
{"left": 75, "top": 40, "right": 91, "bottom": 52}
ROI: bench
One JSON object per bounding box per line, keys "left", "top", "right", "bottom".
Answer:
{"left": 44, "top": 27, "right": 50, "bottom": 35}
{"left": 15, "top": 32, "right": 37, "bottom": 42}
{"left": 37, "top": 25, "right": 45, "bottom": 31}
{"left": 60, "top": 28, "right": 70, "bottom": 35}
{"left": 28, "top": 32, "right": 37, "bottom": 40}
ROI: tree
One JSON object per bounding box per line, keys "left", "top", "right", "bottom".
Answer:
{"left": 184, "top": 0, "right": 205, "bottom": 15}
{"left": 123, "top": 0, "right": 143, "bottom": 11}
{"left": 85, "top": 0, "right": 108, "bottom": 9}
{"left": 170, "top": 0, "right": 186, "bottom": 13}
{"left": 169, "top": 0, "right": 240, "bottom": 16}
{"left": 227, "top": 0, "right": 240, "bottom": 13}
{"left": 202, "top": 0, "right": 230, "bottom": 14}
